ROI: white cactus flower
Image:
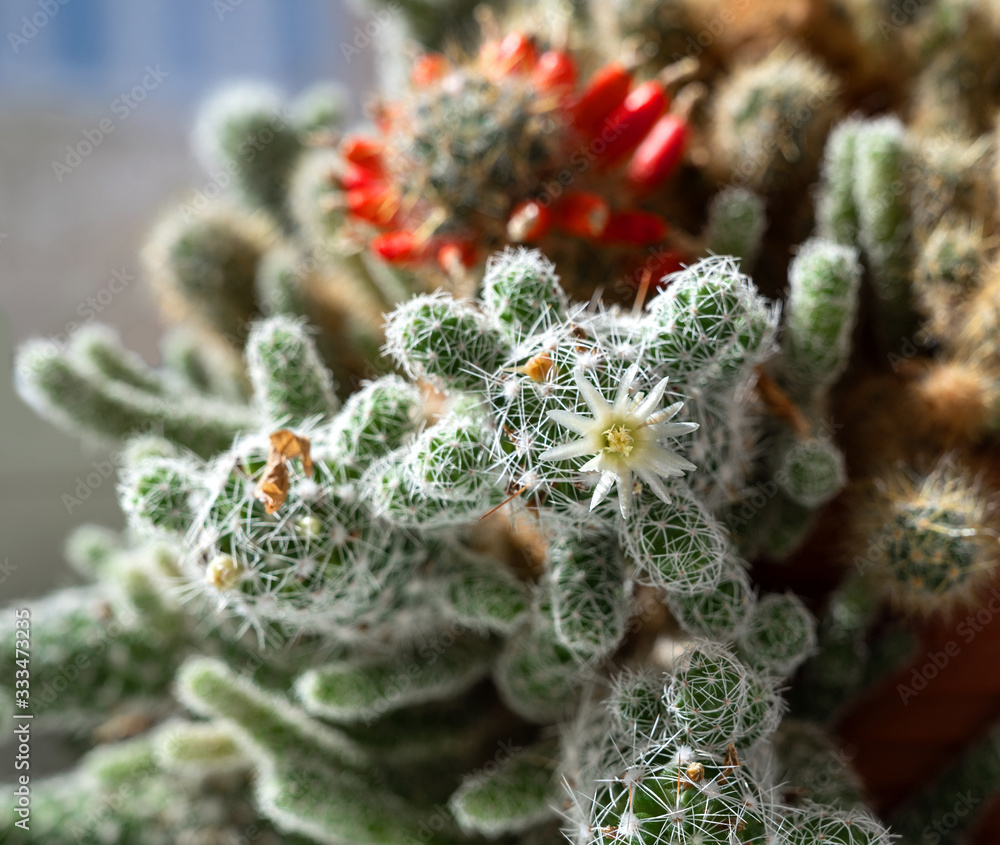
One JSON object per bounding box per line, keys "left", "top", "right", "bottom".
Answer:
{"left": 539, "top": 363, "right": 699, "bottom": 517}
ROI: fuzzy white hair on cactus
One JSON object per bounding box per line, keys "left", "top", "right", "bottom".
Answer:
{"left": 539, "top": 363, "right": 699, "bottom": 517}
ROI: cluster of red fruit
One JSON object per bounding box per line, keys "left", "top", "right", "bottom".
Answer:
{"left": 335, "top": 32, "right": 693, "bottom": 284}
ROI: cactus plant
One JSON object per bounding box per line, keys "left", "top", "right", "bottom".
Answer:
{"left": 16, "top": 2, "right": 1000, "bottom": 841}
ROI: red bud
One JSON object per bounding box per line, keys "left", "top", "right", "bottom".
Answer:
{"left": 572, "top": 62, "right": 632, "bottom": 136}
{"left": 551, "top": 192, "right": 610, "bottom": 239}
{"left": 483, "top": 32, "right": 536, "bottom": 78}
{"left": 507, "top": 200, "right": 553, "bottom": 242}
{"left": 373, "top": 230, "right": 423, "bottom": 263}
{"left": 340, "top": 163, "right": 381, "bottom": 191}
{"left": 346, "top": 183, "right": 399, "bottom": 227}
{"left": 437, "top": 240, "right": 478, "bottom": 272}
{"left": 532, "top": 50, "right": 578, "bottom": 94}
{"left": 599, "top": 210, "right": 669, "bottom": 245}
{"left": 626, "top": 114, "right": 689, "bottom": 190}
{"left": 411, "top": 53, "right": 450, "bottom": 87}
{"left": 341, "top": 135, "right": 384, "bottom": 170}
{"left": 596, "top": 81, "right": 667, "bottom": 167}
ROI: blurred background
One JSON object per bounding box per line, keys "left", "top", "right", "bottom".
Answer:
{"left": 0, "top": 0, "right": 379, "bottom": 606}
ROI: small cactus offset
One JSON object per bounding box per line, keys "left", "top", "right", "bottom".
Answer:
{"left": 18, "top": 2, "right": 1000, "bottom": 841}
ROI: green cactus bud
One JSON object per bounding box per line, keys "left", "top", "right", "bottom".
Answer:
{"left": 192, "top": 82, "right": 304, "bottom": 220}
{"left": 159, "top": 324, "right": 249, "bottom": 402}
{"left": 144, "top": 203, "right": 278, "bottom": 344}
{"left": 362, "top": 450, "right": 504, "bottom": 529}
{"left": 0, "top": 585, "right": 188, "bottom": 725}
{"left": 705, "top": 187, "right": 767, "bottom": 272}
{"left": 71, "top": 324, "right": 169, "bottom": 395}
{"left": 15, "top": 337, "right": 254, "bottom": 457}
{"left": 63, "top": 523, "right": 122, "bottom": 579}
{"left": 547, "top": 533, "right": 629, "bottom": 661}
{"left": 782, "top": 805, "right": 891, "bottom": 845}
{"left": 256, "top": 242, "right": 313, "bottom": 318}
{"left": 665, "top": 559, "right": 756, "bottom": 641}
{"left": 153, "top": 719, "right": 248, "bottom": 776}
{"left": 449, "top": 738, "right": 560, "bottom": 836}
{"left": 385, "top": 291, "right": 511, "bottom": 393}
{"left": 493, "top": 617, "right": 586, "bottom": 722}
{"left": 853, "top": 116, "right": 913, "bottom": 322}
{"left": 178, "top": 657, "right": 458, "bottom": 845}
{"left": 775, "top": 434, "right": 848, "bottom": 509}
{"left": 246, "top": 315, "right": 339, "bottom": 423}
{"left": 711, "top": 47, "right": 838, "bottom": 192}
{"left": 738, "top": 592, "right": 817, "bottom": 677}
{"left": 816, "top": 119, "right": 862, "bottom": 245}
{"left": 404, "top": 411, "right": 502, "bottom": 503}
{"left": 665, "top": 642, "right": 782, "bottom": 751}
{"left": 177, "top": 656, "right": 363, "bottom": 765}
{"left": 783, "top": 238, "right": 863, "bottom": 395}
{"left": 328, "top": 375, "right": 425, "bottom": 473}
{"left": 619, "top": 483, "right": 729, "bottom": 596}
{"left": 292, "top": 80, "right": 347, "bottom": 135}
{"left": 296, "top": 631, "right": 499, "bottom": 722}
{"left": 121, "top": 455, "right": 201, "bottom": 535}
{"left": 481, "top": 247, "right": 569, "bottom": 342}
{"left": 607, "top": 667, "right": 669, "bottom": 737}
{"left": 645, "top": 256, "right": 779, "bottom": 388}
{"left": 427, "top": 546, "right": 529, "bottom": 635}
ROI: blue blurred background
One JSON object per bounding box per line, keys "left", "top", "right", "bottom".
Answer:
{"left": 0, "top": 0, "right": 378, "bottom": 602}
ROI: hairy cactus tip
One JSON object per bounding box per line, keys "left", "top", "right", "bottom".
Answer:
{"left": 539, "top": 362, "right": 699, "bottom": 517}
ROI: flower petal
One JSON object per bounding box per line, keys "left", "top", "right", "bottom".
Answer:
{"left": 631, "top": 376, "right": 670, "bottom": 421}
{"left": 547, "top": 409, "right": 595, "bottom": 435}
{"left": 539, "top": 438, "right": 594, "bottom": 462}
{"left": 644, "top": 444, "right": 698, "bottom": 476}
{"left": 645, "top": 400, "right": 686, "bottom": 426}
{"left": 636, "top": 469, "right": 673, "bottom": 505}
{"left": 574, "top": 367, "right": 608, "bottom": 416}
{"left": 590, "top": 471, "right": 617, "bottom": 511}
{"left": 614, "top": 363, "right": 641, "bottom": 409}
{"left": 649, "top": 421, "right": 700, "bottom": 437}
{"left": 616, "top": 473, "right": 635, "bottom": 517}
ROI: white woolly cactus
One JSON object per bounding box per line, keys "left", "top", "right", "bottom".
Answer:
{"left": 246, "top": 315, "right": 339, "bottom": 424}
{"left": 12, "top": 241, "right": 889, "bottom": 844}
{"left": 14, "top": 3, "right": 980, "bottom": 836}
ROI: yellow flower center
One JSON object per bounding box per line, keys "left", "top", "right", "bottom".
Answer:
{"left": 604, "top": 424, "right": 634, "bottom": 457}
